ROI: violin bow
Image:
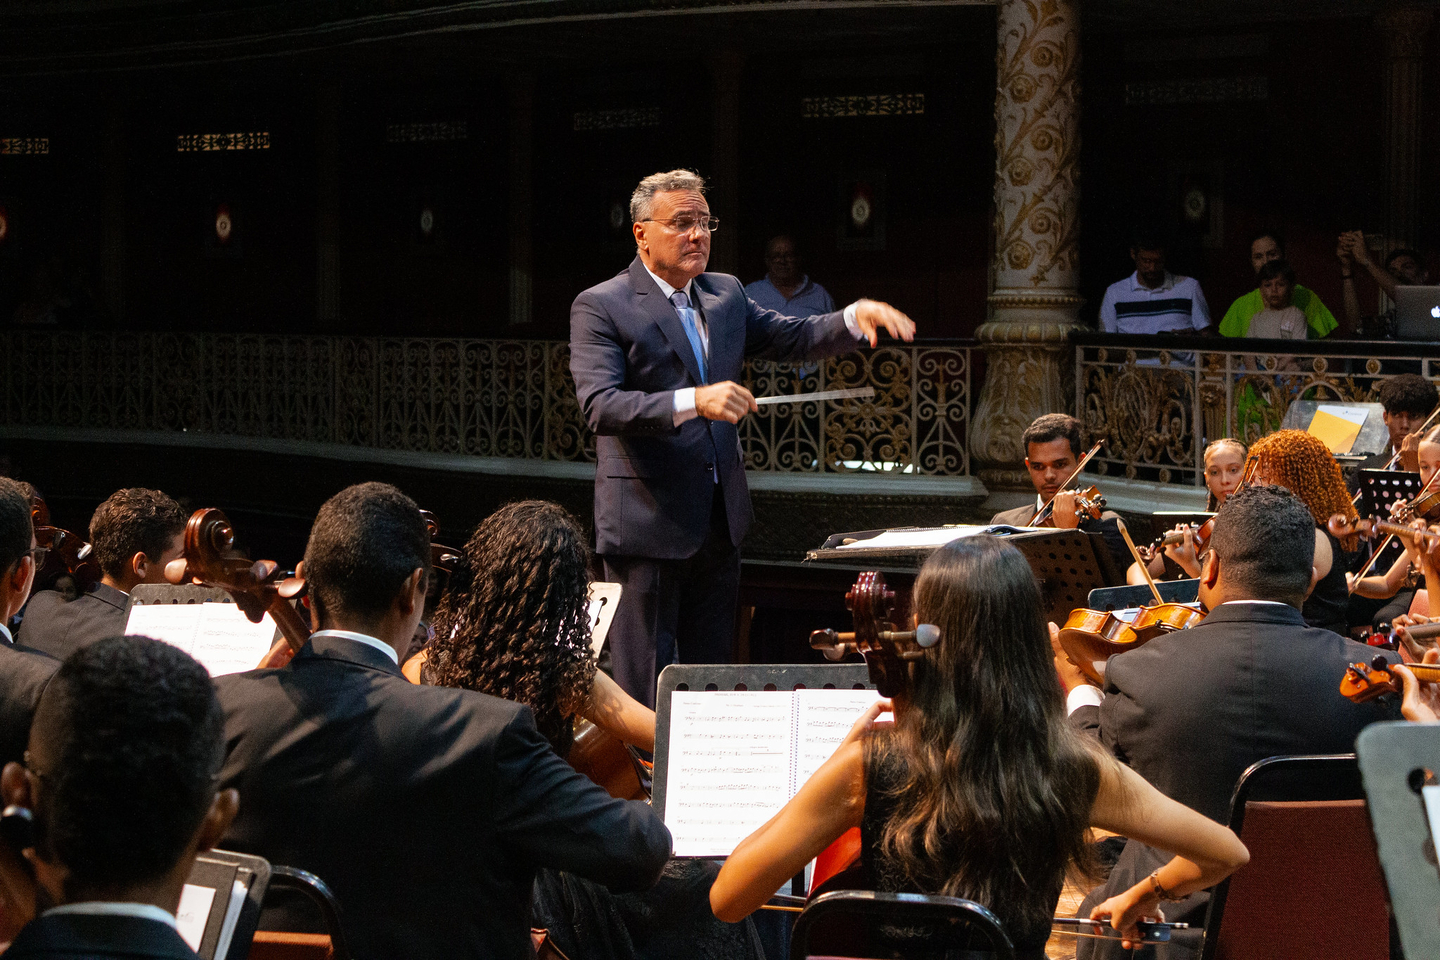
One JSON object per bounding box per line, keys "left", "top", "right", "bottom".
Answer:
{"left": 1034, "top": 439, "right": 1106, "bottom": 526}
{"left": 1118, "top": 524, "right": 1165, "bottom": 606}
{"left": 1349, "top": 400, "right": 1440, "bottom": 505}
{"left": 1349, "top": 466, "right": 1440, "bottom": 591}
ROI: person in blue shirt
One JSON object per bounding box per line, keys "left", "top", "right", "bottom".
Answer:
{"left": 744, "top": 235, "right": 836, "bottom": 317}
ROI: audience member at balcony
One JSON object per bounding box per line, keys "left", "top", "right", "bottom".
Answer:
{"left": 1247, "top": 430, "right": 1360, "bottom": 636}
{"left": 18, "top": 488, "right": 186, "bottom": 661}
{"left": 0, "top": 636, "right": 238, "bottom": 960}
{"left": 1061, "top": 484, "right": 1397, "bottom": 960}
{"left": 744, "top": 234, "right": 836, "bottom": 318}
{"left": 1126, "top": 439, "right": 1245, "bottom": 585}
{"left": 990, "top": 414, "right": 1131, "bottom": 573}
{"left": 1338, "top": 230, "right": 1431, "bottom": 335}
{"left": 214, "top": 482, "right": 670, "bottom": 960}
{"left": 1097, "top": 230, "right": 1210, "bottom": 335}
{"left": 711, "top": 535, "right": 1248, "bottom": 956}
{"left": 0, "top": 477, "right": 60, "bottom": 770}
{"left": 1219, "top": 231, "right": 1340, "bottom": 339}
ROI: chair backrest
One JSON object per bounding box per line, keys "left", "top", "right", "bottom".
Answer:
{"left": 791, "top": 890, "right": 1016, "bottom": 960}
{"left": 250, "top": 865, "right": 352, "bottom": 960}
{"left": 1201, "top": 755, "right": 1389, "bottom": 960}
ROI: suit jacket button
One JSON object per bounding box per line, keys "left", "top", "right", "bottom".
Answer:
{"left": 706, "top": 462, "right": 714, "bottom": 471}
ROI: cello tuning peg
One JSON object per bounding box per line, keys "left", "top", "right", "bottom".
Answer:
{"left": 914, "top": 624, "right": 940, "bottom": 648}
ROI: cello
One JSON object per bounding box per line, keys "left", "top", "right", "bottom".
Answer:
{"left": 28, "top": 495, "right": 100, "bottom": 592}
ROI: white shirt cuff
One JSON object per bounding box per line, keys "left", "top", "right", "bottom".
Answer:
{"left": 673, "top": 387, "right": 698, "bottom": 426}
{"left": 843, "top": 302, "right": 864, "bottom": 339}
{"left": 1066, "top": 684, "right": 1104, "bottom": 715}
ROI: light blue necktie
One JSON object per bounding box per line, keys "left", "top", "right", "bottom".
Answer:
{"left": 670, "top": 290, "right": 708, "bottom": 383}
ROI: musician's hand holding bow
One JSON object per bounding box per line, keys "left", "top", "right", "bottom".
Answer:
{"left": 1395, "top": 648, "right": 1440, "bottom": 722}
{"left": 853, "top": 300, "right": 916, "bottom": 348}
{"left": 1088, "top": 889, "right": 1164, "bottom": 951}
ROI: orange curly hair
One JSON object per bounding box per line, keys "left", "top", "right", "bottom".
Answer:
{"left": 1247, "top": 430, "right": 1359, "bottom": 550}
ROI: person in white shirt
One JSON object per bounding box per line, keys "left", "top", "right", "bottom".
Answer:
{"left": 0, "top": 635, "right": 238, "bottom": 960}
{"left": 1098, "top": 233, "right": 1211, "bottom": 335}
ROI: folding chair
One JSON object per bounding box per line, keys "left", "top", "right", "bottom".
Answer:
{"left": 791, "top": 890, "right": 1016, "bottom": 960}
{"left": 1199, "top": 754, "right": 1389, "bottom": 960}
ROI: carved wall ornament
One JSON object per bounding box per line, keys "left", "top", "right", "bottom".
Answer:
{"left": 0, "top": 138, "right": 48, "bottom": 155}
{"left": 572, "top": 107, "right": 662, "bottom": 131}
{"left": 386, "top": 121, "right": 468, "bottom": 143}
{"left": 801, "top": 94, "right": 925, "bottom": 118}
{"left": 176, "top": 132, "right": 271, "bottom": 152}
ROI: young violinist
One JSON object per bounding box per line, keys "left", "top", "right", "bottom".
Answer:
{"left": 1356, "top": 373, "right": 1438, "bottom": 475}
{"left": 1058, "top": 484, "right": 1400, "bottom": 960}
{"left": 1348, "top": 425, "right": 1440, "bottom": 617}
{"left": 1246, "top": 429, "right": 1359, "bottom": 635}
{"left": 1127, "top": 439, "right": 1246, "bottom": 584}
{"left": 991, "top": 413, "right": 1132, "bottom": 572}
{"left": 710, "top": 536, "right": 1249, "bottom": 954}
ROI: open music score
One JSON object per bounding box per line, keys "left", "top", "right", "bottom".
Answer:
{"left": 663, "top": 688, "right": 885, "bottom": 857}
{"left": 124, "top": 602, "right": 280, "bottom": 677}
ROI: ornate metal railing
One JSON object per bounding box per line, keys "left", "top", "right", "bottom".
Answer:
{"left": 1074, "top": 332, "right": 1440, "bottom": 485}
{"left": 0, "top": 332, "right": 976, "bottom": 478}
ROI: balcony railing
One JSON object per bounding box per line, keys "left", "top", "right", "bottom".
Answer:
{"left": 0, "top": 332, "right": 976, "bottom": 479}
{"left": 1074, "top": 332, "right": 1440, "bottom": 485}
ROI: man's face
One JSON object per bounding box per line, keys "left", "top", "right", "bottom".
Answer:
{"left": 1383, "top": 409, "right": 1423, "bottom": 448}
{"left": 1250, "top": 236, "right": 1282, "bottom": 274}
{"left": 1024, "top": 439, "right": 1078, "bottom": 500}
{"left": 633, "top": 190, "right": 710, "bottom": 284}
{"left": 1260, "top": 275, "right": 1293, "bottom": 310}
{"left": 1388, "top": 254, "right": 1429, "bottom": 286}
{"left": 764, "top": 238, "right": 800, "bottom": 287}
{"left": 1131, "top": 247, "right": 1166, "bottom": 287}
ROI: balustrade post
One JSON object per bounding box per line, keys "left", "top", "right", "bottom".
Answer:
{"left": 971, "top": 0, "right": 1082, "bottom": 488}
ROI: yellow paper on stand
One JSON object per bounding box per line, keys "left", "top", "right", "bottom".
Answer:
{"left": 1307, "top": 406, "right": 1367, "bottom": 454}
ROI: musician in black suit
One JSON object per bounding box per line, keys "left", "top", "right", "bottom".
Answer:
{"left": 989, "top": 414, "right": 1130, "bottom": 571}
{"left": 1056, "top": 484, "right": 1399, "bottom": 959}
{"left": 0, "top": 478, "right": 59, "bottom": 769}
{"left": 215, "top": 483, "right": 671, "bottom": 960}
{"left": 18, "top": 488, "right": 186, "bottom": 660}
{"left": 570, "top": 169, "right": 915, "bottom": 706}
{"left": 0, "top": 636, "right": 239, "bottom": 960}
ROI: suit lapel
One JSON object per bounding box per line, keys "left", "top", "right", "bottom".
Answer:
{"left": 628, "top": 257, "right": 705, "bottom": 386}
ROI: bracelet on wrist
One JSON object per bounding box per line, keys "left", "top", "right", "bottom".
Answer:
{"left": 1148, "top": 871, "right": 1182, "bottom": 902}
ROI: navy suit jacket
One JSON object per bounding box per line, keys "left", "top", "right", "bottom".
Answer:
{"left": 570, "top": 257, "right": 858, "bottom": 559}
{"left": 17, "top": 584, "right": 129, "bottom": 661}
{"left": 4, "top": 913, "right": 198, "bottom": 960}
{"left": 215, "top": 634, "right": 671, "bottom": 960}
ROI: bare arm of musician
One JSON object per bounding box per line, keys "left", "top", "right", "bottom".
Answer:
{"left": 1349, "top": 535, "right": 1423, "bottom": 599}
{"left": 710, "top": 699, "right": 893, "bottom": 922}
{"left": 1313, "top": 527, "right": 1333, "bottom": 585}
{"left": 584, "top": 670, "right": 657, "bottom": 754}
{"left": 1087, "top": 760, "right": 1249, "bottom": 949}
{"left": 1395, "top": 649, "right": 1440, "bottom": 723}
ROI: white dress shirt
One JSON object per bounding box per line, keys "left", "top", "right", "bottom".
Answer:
{"left": 310, "top": 629, "right": 399, "bottom": 665}
{"left": 46, "top": 902, "right": 178, "bottom": 929}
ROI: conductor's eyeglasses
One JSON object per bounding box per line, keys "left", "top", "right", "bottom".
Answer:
{"left": 641, "top": 216, "right": 719, "bottom": 234}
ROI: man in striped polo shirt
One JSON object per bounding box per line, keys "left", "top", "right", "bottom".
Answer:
{"left": 1098, "top": 232, "right": 1211, "bottom": 335}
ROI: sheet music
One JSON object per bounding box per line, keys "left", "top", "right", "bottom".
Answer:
{"left": 836, "top": 525, "right": 1043, "bottom": 550}
{"left": 793, "top": 689, "right": 887, "bottom": 787}
{"left": 124, "top": 602, "right": 278, "bottom": 677}
{"left": 663, "top": 689, "right": 885, "bottom": 858}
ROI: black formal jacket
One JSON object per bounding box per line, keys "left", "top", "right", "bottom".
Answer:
{"left": 17, "top": 584, "right": 128, "bottom": 661}
{"left": 1071, "top": 601, "right": 1398, "bottom": 960}
{"left": 570, "top": 257, "right": 857, "bottom": 559}
{"left": 4, "top": 913, "right": 198, "bottom": 960}
{"left": 0, "top": 636, "right": 58, "bottom": 769}
{"left": 214, "top": 634, "right": 672, "bottom": 960}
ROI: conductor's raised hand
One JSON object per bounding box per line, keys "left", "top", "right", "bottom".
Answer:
{"left": 695, "top": 381, "right": 759, "bottom": 424}
{"left": 854, "top": 299, "right": 916, "bottom": 347}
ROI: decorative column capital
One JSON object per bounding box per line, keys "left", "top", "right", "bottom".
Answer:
{"left": 1377, "top": 4, "right": 1434, "bottom": 59}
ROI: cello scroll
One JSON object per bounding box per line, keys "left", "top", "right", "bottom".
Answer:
{"left": 808, "top": 571, "right": 940, "bottom": 698}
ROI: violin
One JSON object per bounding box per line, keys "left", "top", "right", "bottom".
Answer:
{"left": 28, "top": 495, "right": 100, "bottom": 591}
{"left": 1137, "top": 518, "right": 1216, "bottom": 565}
{"left": 1340, "top": 653, "right": 1440, "bottom": 703}
{"left": 164, "top": 508, "right": 310, "bottom": 667}
{"left": 1055, "top": 602, "right": 1206, "bottom": 686}
{"left": 809, "top": 571, "right": 940, "bottom": 698}
{"left": 1032, "top": 441, "right": 1107, "bottom": 528}
{"left": 1328, "top": 514, "right": 1440, "bottom": 551}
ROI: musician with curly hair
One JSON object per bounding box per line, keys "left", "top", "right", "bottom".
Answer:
{"left": 1247, "top": 429, "right": 1360, "bottom": 634}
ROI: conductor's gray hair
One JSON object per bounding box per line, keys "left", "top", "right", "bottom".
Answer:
{"left": 630, "top": 169, "right": 707, "bottom": 223}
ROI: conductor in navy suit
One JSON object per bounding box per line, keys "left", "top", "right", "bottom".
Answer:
{"left": 570, "top": 169, "right": 915, "bottom": 706}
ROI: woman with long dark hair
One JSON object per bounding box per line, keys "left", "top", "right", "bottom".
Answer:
{"left": 710, "top": 536, "right": 1247, "bottom": 953}
{"left": 421, "top": 499, "right": 654, "bottom": 755}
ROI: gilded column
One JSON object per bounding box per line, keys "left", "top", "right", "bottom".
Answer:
{"left": 971, "top": 0, "right": 1082, "bottom": 487}
{"left": 1377, "top": 3, "right": 1432, "bottom": 251}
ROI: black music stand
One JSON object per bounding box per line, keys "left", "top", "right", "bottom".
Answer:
{"left": 1360, "top": 469, "right": 1421, "bottom": 519}
{"left": 1087, "top": 579, "right": 1200, "bottom": 610}
{"left": 652, "top": 663, "right": 873, "bottom": 822}
{"left": 1355, "top": 721, "right": 1440, "bottom": 959}
{"left": 185, "top": 849, "right": 270, "bottom": 960}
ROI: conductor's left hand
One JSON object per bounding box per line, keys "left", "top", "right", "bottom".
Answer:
{"left": 854, "top": 300, "right": 916, "bottom": 347}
